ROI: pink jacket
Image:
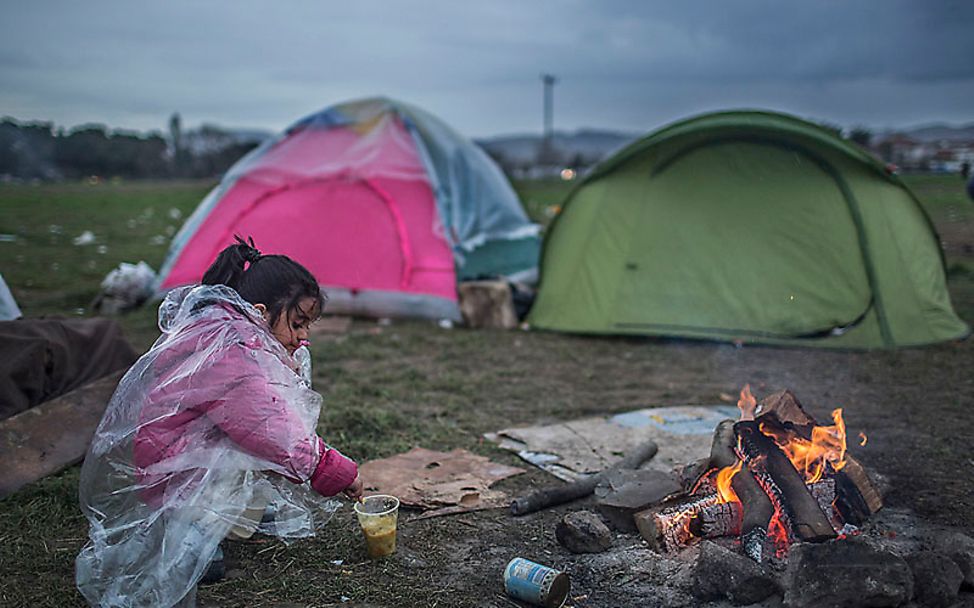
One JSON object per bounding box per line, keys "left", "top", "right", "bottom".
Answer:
{"left": 132, "top": 302, "right": 356, "bottom": 506}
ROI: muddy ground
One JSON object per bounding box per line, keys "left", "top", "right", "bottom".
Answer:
{"left": 1, "top": 177, "right": 972, "bottom": 607}
{"left": 208, "top": 325, "right": 974, "bottom": 608}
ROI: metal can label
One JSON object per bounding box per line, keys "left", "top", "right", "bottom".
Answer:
{"left": 503, "top": 557, "right": 569, "bottom": 607}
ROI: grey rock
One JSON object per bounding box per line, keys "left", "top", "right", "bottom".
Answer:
{"left": 932, "top": 531, "right": 974, "bottom": 589}
{"left": 692, "top": 540, "right": 781, "bottom": 606}
{"left": 907, "top": 551, "right": 963, "bottom": 608}
{"left": 595, "top": 469, "right": 683, "bottom": 533}
{"left": 783, "top": 538, "right": 913, "bottom": 608}
{"left": 555, "top": 511, "right": 613, "bottom": 554}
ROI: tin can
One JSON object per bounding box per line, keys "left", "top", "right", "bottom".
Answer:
{"left": 503, "top": 557, "right": 570, "bottom": 608}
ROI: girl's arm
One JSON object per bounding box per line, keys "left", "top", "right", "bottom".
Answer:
{"left": 203, "top": 342, "right": 358, "bottom": 496}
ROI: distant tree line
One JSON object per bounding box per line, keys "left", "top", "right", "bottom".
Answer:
{"left": 0, "top": 114, "right": 260, "bottom": 181}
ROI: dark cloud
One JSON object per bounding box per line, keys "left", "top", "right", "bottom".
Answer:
{"left": 0, "top": 1, "right": 972, "bottom": 137}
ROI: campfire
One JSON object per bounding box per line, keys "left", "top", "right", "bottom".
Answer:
{"left": 634, "top": 386, "right": 883, "bottom": 563}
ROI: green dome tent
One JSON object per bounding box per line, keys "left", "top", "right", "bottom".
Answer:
{"left": 528, "top": 110, "right": 969, "bottom": 349}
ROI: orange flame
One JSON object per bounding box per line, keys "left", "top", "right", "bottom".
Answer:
{"left": 737, "top": 384, "right": 757, "bottom": 421}
{"left": 859, "top": 432, "right": 868, "bottom": 447}
{"left": 715, "top": 459, "right": 743, "bottom": 504}
{"left": 760, "top": 408, "right": 848, "bottom": 484}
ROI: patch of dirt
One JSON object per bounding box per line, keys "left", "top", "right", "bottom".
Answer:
{"left": 199, "top": 327, "right": 974, "bottom": 607}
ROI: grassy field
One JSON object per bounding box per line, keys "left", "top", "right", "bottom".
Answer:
{"left": 0, "top": 174, "right": 972, "bottom": 607}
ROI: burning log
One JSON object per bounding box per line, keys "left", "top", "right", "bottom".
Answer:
{"left": 699, "top": 419, "right": 774, "bottom": 558}
{"left": 808, "top": 478, "right": 837, "bottom": 526}
{"left": 634, "top": 492, "right": 722, "bottom": 553}
{"left": 755, "top": 390, "right": 816, "bottom": 438}
{"left": 834, "top": 455, "right": 883, "bottom": 526}
{"left": 735, "top": 421, "right": 836, "bottom": 543}
{"left": 510, "top": 441, "right": 658, "bottom": 516}
{"left": 687, "top": 501, "right": 742, "bottom": 538}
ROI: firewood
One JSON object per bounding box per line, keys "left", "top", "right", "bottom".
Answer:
{"left": 833, "top": 455, "right": 883, "bottom": 526}
{"left": 634, "top": 492, "right": 721, "bottom": 552}
{"left": 807, "top": 479, "right": 836, "bottom": 517}
{"left": 755, "top": 390, "right": 816, "bottom": 440}
{"left": 709, "top": 420, "right": 773, "bottom": 551}
{"left": 509, "top": 440, "right": 658, "bottom": 516}
{"left": 735, "top": 421, "right": 836, "bottom": 542}
{"left": 687, "top": 501, "right": 742, "bottom": 538}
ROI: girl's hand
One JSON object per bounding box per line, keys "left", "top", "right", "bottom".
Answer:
{"left": 343, "top": 474, "right": 364, "bottom": 502}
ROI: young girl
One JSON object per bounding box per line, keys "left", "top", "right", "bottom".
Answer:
{"left": 76, "top": 238, "right": 362, "bottom": 608}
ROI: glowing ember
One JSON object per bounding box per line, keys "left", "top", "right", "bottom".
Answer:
{"left": 859, "top": 432, "right": 868, "bottom": 447}
{"left": 737, "top": 384, "right": 757, "bottom": 421}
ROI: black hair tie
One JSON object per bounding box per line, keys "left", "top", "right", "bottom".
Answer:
{"left": 234, "top": 234, "right": 262, "bottom": 264}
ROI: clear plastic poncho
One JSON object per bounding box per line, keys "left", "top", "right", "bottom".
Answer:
{"left": 76, "top": 285, "right": 338, "bottom": 608}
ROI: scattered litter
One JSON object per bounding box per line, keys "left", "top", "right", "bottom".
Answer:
{"left": 504, "top": 557, "right": 570, "bottom": 607}
{"left": 437, "top": 318, "right": 454, "bottom": 329}
{"left": 92, "top": 261, "right": 157, "bottom": 314}
{"left": 0, "top": 273, "right": 22, "bottom": 320}
{"left": 0, "top": 234, "right": 17, "bottom": 243}
{"left": 486, "top": 405, "right": 739, "bottom": 482}
{"left": 358, "top": 447, "right": 524, "bottom": 517}
{"left": 168, "top": 208, "right": 182, "bottom": 220}
{"left": 150, "top": 235, "right": 167, "bottom": 246}
{"left": 340, "top": 595, "right": 350, "bottom": 602}
{"left": 96, "top": 245, "right": 108, "bottom": 255}
{"left": 330, "top": 559, "right": 344, "bottom": 566}
{"left": 48, "top": 224, "right": 63, "bottom": 234}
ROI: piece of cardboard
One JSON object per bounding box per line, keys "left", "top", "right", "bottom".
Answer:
{"left": 358, "top": 447, "right": 525, "bottom": 516}
{"left": 485, "top": 405, "right": 739, "bottom": 481}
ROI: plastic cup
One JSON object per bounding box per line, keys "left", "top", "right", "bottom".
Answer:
{"left": 353, "top": 495, "right": 399, "bottom": 558}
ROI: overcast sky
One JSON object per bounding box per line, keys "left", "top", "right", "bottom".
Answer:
{"left": 2, "top": 1, "right": 973, "bottom": 138}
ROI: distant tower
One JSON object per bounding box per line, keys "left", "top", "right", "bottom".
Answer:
{"left": 169, "top": 112, "right": 183, "bottom": 175}
{"left": 539, "top": 74, "right": 557, "bottom": 166}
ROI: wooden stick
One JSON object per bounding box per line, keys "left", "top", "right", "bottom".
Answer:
{"left": 510, "top": 441, "right": 659, "bottom": 516}
{"left": 687, "top": 500, "right": 742, "bottom": 538}
{"left": 735, "top": 421, "right": 836, "bottom": 542}
{"left": 635, "top": 492, "right": 721, "bottom": 552}
{"left": 708, "top": 420, "right": 773, "bottom": 548}
{"left": 833, "top": 455, "right": 883, "bottom": 526}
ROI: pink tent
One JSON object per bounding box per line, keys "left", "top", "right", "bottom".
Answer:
{"left": 157, "top": 98, "right": 539, "bottom": 320}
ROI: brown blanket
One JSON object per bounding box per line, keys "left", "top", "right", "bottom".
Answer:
{"left": 0, "top": 317, "right": 137, "bottom": 420}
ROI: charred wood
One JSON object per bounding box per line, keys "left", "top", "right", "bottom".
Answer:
{"left": 834, "top": 455, "right": 883, "bottom": 526}
{"left": 709, "top": 419, "right": 773, "bottom": 549}
{"left": 735, "top": 421, "right": 836, "bottom": 542}
{"left": 687, "top": 501, "right": 742, "bottom": 538}
{"left": 634, "top": 492, "right": 721, "bottom": 553}
{"left": 754, "top": 390, "right": 817, "bottom": 439}
{"left": 510, "top": 440, "right": 658, "bottom": 516}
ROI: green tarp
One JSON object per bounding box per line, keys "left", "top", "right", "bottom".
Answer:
{"left": 529, "top": 110, "right": 969, "bottom": 349}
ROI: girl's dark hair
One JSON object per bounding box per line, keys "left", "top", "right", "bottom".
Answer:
{"left": 201, "top": 235, "right": 325, "bottom": 327}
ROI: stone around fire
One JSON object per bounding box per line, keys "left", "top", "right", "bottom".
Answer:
{"left": 906, "top": 551, "right": 963, "bottom": 608}
{"left": 782, "top": 538, "right": 913, "bottom": 608}
{"left": 692, "top": 540, "right": 781, "bottom": 606}
{"left": 556, "top": 511, "right": 614, "bottom": 554}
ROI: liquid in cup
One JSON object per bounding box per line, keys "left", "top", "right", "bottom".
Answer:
{"left": 353, "top": 495, "right": 399, "bottom": 558}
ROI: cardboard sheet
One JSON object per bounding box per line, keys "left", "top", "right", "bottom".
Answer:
{"left": 358, "top": 447, "right": 525, "bottom": 516}
{"left": 485, "top": 405, "right": 739, "bottom": 481}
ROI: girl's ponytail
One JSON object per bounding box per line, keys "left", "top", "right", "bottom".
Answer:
{"left": 201, "top": 235, "right": 262, "bottom": 289}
